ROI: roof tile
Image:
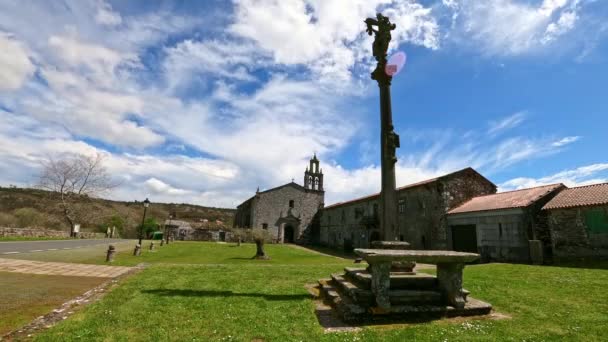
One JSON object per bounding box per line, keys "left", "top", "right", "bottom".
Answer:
{"left": 448, "top": 184, "right": 565, "bottom": 214}
{"left": 542, "top": 182, "right": 608, "bottom": 210}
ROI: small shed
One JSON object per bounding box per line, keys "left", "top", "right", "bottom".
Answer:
{"left": 164, "top": 219, "right": 193, "bottom": 240}
{"left": 542, "top": 183, "right": 608, "bottom": 260}
{"left": 447, "top": 184, "right": 565, "bottom": 262}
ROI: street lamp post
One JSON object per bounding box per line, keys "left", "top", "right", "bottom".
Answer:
{"left": 365, "top": 13, "right": 400, "bottom": 242}
{"left": 138, "top": 198, "right": 151, "bottom": 247}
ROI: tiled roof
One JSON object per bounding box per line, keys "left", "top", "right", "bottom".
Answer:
{"left": 448, "top": 183, "right": 565, "bottom": 215}
{"left": 542, "top": 182, "right": 608, "bottom": 210}
{"left": 324, "top": 167, "right": 494, "bottom": 210}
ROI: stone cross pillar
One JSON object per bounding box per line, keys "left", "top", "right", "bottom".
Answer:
{"left": 365, "top": 13, "right": 400, "bottom": 241}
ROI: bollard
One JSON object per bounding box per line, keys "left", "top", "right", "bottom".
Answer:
{"left": 106, "top": 244, "right": 116, "bottom": 262}
{"left": 160, "top": 239, "right": 164, "bottom": 246}
{"left": 133, "top": 243, "right": 141, "bottom": 256}
{"left": 149, "top": 242, "right": 155, "bottom": 251}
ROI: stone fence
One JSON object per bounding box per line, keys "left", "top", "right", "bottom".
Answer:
{"left": 0, "top": 227, "right": 106, "bottom": 239}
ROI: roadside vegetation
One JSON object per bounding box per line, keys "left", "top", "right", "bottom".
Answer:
{"left": 0, "top": 186, "right": 235, "bottom": 238}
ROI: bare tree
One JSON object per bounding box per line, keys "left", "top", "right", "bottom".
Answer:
{"left": 38, "top": 153, "right": 116, "bottom": 236}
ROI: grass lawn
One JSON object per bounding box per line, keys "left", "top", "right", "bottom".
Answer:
{"left": 0, "top": 272, "right": 106, "bottom": 336}
{"left": 3, "top": 241, "right": 350, "bottom": 266}
{"left": 29, "top": 242, "right": 608, "bottom": 341}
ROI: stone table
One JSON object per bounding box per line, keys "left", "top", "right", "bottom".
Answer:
{"left": 354, "top": 249, "right": 480, "bottom": 310}
{"left": 370, "top": 241, "right": 415, "bottom": 272}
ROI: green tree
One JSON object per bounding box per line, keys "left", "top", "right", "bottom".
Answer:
{"left": 98, "top": 214, "right": 125, "bottom": 236}
{"left": 138, "top": 217, "right": 159, "bottom": 238}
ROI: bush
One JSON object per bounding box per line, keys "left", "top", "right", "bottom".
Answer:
{"left": 13, "top": 208, "right": 44, "bottom": 228}
{"left": 0, "top": 212, "right": 17, "bottom": 227}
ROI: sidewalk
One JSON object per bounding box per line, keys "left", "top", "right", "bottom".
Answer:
{"left": 0, "top": 258, "right": 132, "bottom": 278}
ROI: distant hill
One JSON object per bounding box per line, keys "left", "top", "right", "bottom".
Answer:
{"left": 0, "top": 186, "right": 235, "bottom": 237}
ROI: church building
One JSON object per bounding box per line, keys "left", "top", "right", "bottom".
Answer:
{"left": 233, "top": 155, "right": 325, "bottom": 244}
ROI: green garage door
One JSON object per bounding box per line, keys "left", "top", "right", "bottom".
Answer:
{"left": 585, "top": 208, "right": 608, "bottom": 233}
{"left": 451, "top": 225, "right": 478, "bottom": 253}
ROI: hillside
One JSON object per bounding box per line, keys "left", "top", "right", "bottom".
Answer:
{"left": 0, "top": 186, "right": 235, "bottom": 237}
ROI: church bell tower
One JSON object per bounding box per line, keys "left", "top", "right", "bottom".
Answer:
{"left": 304, "top": 154, "right": 323, "bottom": 191}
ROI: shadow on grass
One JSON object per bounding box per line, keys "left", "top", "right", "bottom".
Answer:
{"left": 296, "top": 245, "right": 356, "bottom": 260}
{"left": 227, "top": 257, "right": 256, "bottom": 260}
{"left": 142, "top": 289, "right": 310, "bottom": 301}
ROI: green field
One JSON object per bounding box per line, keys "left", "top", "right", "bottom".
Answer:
{"left": 24, "top": 242, "right": 608, "bottom": 341}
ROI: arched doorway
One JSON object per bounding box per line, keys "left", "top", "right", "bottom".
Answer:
{"left": 284, "top": 225, "right": 295, "bottom": 243}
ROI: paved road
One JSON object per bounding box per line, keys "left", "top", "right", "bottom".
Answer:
{"left": 0, "top": 239, "right": 131, "bottom": 255}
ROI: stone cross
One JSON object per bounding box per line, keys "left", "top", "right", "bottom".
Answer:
{"left": 364, "top": 13, "right": 400, "bottom": 241}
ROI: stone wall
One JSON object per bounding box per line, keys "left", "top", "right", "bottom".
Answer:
{"left": 319, "top": 168, "right": 496, "bottom": 251}
{"left": 447, "top": 209, "right": 530, "bottom": 262}
{"left": 0, "top": 227, "right": 105, "bottom": 239}
{"left": 547, "top": 205, "right": 608, "bottom": 259}
{"left": 251, "top": 184, "right": 324, "bottom": 243}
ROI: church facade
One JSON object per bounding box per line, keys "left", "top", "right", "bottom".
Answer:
{"left": 233, "top": 155, "right": 325, "bottom": 244}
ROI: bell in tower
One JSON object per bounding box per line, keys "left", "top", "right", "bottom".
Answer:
{"left": 304, "top": 154, "right": 324, "bottom": 191}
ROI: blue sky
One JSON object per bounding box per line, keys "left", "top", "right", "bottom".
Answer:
{"left": 0, "top": 0, "right": 607, "bottom": 208}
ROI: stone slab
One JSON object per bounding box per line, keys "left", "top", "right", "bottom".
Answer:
{"left": 370, "top": 241, "right": 411, "bottom": 249}
{"left": 344, "top": 267, "right": 438, "bottom": 290}
{"left": 354, "top": 249, "right": 480, "bottom": 264}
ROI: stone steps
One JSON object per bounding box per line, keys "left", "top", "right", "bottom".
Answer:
{"left": 316, "top": 278, "right": 492, "bottom": 323}
{"left": 331, "top": 273, "right": 443, "bottom": 306}
{"left": 344, "top": 267, "right": 439, "bottom": 290}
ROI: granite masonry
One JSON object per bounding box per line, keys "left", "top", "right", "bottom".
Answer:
{"left": 542, "top": 183, "right": 608, "bottom": 260}
{"left": 233, "top": 155, "right": 325, "bottom": 244}
{"left": 446, "top": 184, "right": 565, "bottom": 263}
{"left": 319, "top": 168, "right": 496, "bottom": 251}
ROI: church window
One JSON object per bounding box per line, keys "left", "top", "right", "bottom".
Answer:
{"left": 262, "top": 223, "right": 268, "bottom": 230}
{"left": 289, "top": 200, "right": 294, "bottom": 208}
{"left": 341, "top": 209, "right": 346, "bottom": 222}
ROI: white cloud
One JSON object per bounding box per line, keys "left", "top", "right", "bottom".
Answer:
{"left": 500, "top": 163, "right": 608, "bottom": 190}
{"left": 488, "top": 111, "right": 526, "bottom": 135}
{"left": 230, "top": 0, "right": 439, "bottom": 82}
{"left": 95, "top": 1, "right": 122, "bottom": 26}
{"left": 144, "top": 178, "right": 193, "bottom": 196}
{"left": 0, "top": 32, "right": 35, "bottom": 91}
{"left": 444, "top": 0, "right": 583, "bottom": 56}
{"left": 551, "top": 136, "right": 580, "bottom": 147}
{"left": 162, "top": 39, "right": 261, "bottom": 92}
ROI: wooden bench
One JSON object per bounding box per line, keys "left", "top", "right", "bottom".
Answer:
{"left": 354, "top": 249, "right": 480, "bottom": 310}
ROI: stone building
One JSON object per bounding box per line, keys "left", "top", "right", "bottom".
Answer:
{"left": 542, "top": 183, "right": 608, "bottom": 260}
{"left": 233, "top": 155, "right": 325, "bottom": 244}
{"left": 319, "top": 167, "right": 496, "bottom": 250}
{"left": 446, "top": 183, "right": 565, "bottom": 262}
